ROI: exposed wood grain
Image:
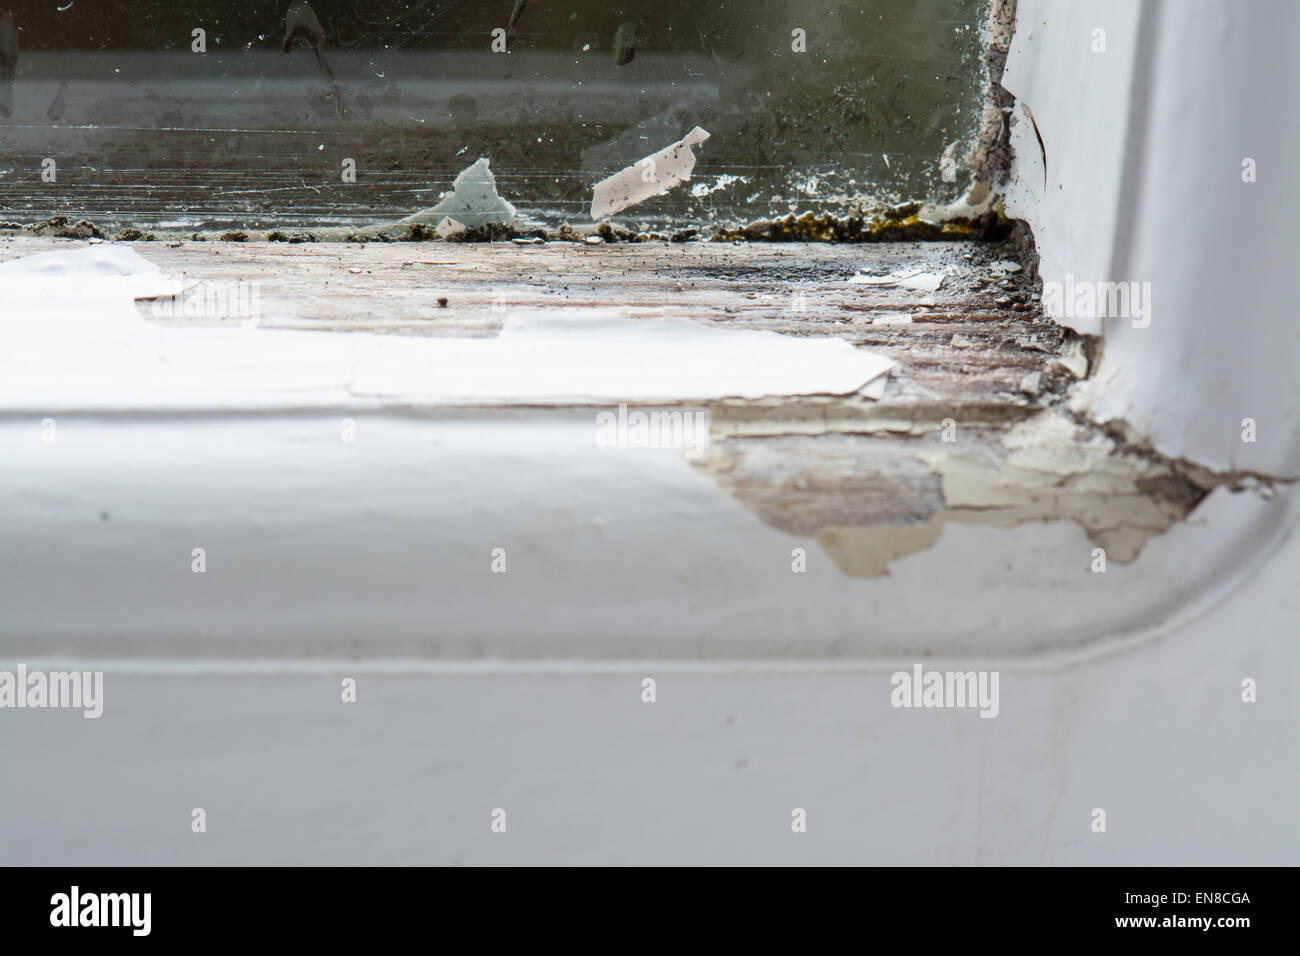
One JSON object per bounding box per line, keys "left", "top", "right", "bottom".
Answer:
{"left": 0, "top": 235, "right": 1073, "bottom": 418}
{"left": 2, "top": 233, "right": 1226, "bottom": 580}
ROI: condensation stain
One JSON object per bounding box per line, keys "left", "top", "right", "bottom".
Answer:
{"left": 699, "top": 408, "right": 1246, "bottom": 579}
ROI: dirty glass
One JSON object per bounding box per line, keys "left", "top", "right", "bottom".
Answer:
{"left": 0, "top": 1, "right": 990, "bottom": 234}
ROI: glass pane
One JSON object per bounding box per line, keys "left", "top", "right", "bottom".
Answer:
{"left": 0, "top": 1, "right": 990, "bottom": 234}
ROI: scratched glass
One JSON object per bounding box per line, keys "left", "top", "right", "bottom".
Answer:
{"left": 0, "top": 0, "right": 987, "bottom": 232}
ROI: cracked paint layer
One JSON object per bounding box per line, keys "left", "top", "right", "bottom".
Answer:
{"left": 700, "top": 409, "right": 1263, "bottom": 578}
{"left": 4, "top": 236, "right": 1280, "bottom": 580}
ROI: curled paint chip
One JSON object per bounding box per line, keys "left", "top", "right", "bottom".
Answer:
{"left": 590, "top": 126, "right": 710, "bottom": 220}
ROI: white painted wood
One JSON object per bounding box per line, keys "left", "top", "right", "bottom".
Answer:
{"left": 4, "top": 512, "right": 1296, "bottom": 865}
{"left": 1004, "top": 0, "right": 1300, "bottom": 477}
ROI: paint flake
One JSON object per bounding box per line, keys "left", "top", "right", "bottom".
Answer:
{"left": 590, "top": 127, "right": 711, "bottom": 220}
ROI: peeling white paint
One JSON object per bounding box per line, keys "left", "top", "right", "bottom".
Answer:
{"left": 0, "top": 244, "right": 895, "bottom": 410}
{"left": 3, "top": 408, "right": 1290, "bottom": 663}
{"left": 412, "top": 157, "right": 516, "bottom": 228}
{"left": 918, "top": 181, "right": 997, "bottom": 225}
{"left": 1054, "top": 339, "right": 1088, "bottom": 379}
{"left": 434, "top": 216, "right": 467, "bottom": 238}
{"left": 590, "top": 126, "right": 710, "bottom": 220}
{"left": 850, "top": 268, "right": 945, "bottom": 292}
{"left": 349, "top": 310, "right": 895, "bottom": 404}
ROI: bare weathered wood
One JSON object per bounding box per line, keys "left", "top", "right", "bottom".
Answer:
{"left": 0, "top": 236, "right": 1070, "bottom": 417}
